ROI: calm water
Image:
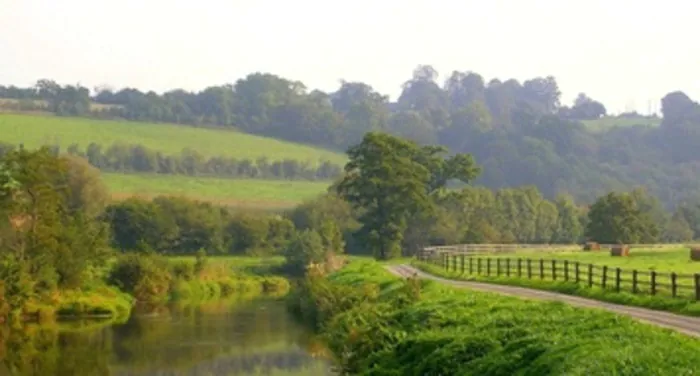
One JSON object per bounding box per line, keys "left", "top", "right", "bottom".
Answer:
{"left": 0, "top": 298, "right": 335, "bottom": 376}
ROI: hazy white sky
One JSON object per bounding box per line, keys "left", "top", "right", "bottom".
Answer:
{"left": 1, "top": 0, "right": 698, "bottom": 114}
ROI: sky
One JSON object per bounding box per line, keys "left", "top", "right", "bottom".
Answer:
{"left": 1, "top": 0, "right": 698, "bottom": 114}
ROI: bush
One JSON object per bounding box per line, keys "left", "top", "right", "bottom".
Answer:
{"left": 107, "top": 253, "right": 172, "bottom": 302}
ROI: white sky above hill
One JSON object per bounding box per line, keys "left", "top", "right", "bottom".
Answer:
{"left": 1, "top": 0, "right": 698, "bottom": 114}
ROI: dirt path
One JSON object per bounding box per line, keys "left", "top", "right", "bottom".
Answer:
{"left": 387, "top": 264, "right": 700, "bottom": 338}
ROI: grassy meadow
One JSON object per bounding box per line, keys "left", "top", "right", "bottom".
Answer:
{"left": 103, "top": 173, "right": 331, "bottom": 209}
{"left": 0, "top": 113, "right": 347, "bottom": 165}
{"left": 485, "top": 247, "right": 700, "bottom": 274}
{"left": 416, "top": 247, "right": 700, "bottom": 315}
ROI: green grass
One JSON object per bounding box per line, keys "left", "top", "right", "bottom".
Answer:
{"left": 413, "top": 258, "right": 700, "bottom": 317}
{"left": 103, "top": 173, "right": 331, "bottom": 209}
{"left": 0, "top": 113, "right": 347, "bottom": 165}
{"left": 582, "top": 115, "right": 661, "bottom": 132}
{"left": 293, "top": 260, "right": 700, "bottom": 375}
{"left": 487, "top": 247, "right": 700, "bottom": 274}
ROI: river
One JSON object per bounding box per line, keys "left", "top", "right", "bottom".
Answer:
{"left": 0, "top": 298, "right": 336, "bottom": 376}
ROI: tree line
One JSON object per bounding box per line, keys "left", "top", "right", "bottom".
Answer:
{"left": 3, "top": 67, "right": 700, "bottom": 208}
{"left": 296, "top": 132, "right": 699, "bottom": 259}
{"left": 0, "top": 142, "right": 342, "bottom": 181}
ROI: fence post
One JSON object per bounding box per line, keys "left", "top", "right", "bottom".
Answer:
{"left": 461, "top": 254, "right": 465, "bottom": 274}
{"left": 527, "top": 259, "right": 532, "bottom": 279}
{"left": 695, "top": 274, "right": 700, "bottom": 301}
{"left": 588, "top": 264, "right": 593, "bottom": 287}
{"left": 517, "top": 258, "right": 522, "bottom": 278}
{"left": 602, "top": 265, "right": 608, "bottom": 289}
{"left": 575, "top": 262, "right": 580, "bottom": 283}
{"left": 487, "top": 258, "right": 491, "bottom": 276}
{"left": 615, "top": 268, "right": 621, "bottom": 292}
{"left": 506, "top": 258, "right": 511, "bottom": 277}
{"left": 632, "top": 270, "right": 638, "bottom": 294}
{"left": 496, "top": 258, "right": 501, "bottom": 276}
{"left": 651, "top": 271, "right": 657, "bottom": 296}
{"left": 453, "top": 255, "right": 458, "bottom": 272}
{"left": 539, "top": 259, "right": 544, "bottom": 279}
{"left": 564, "top": 260, "right": 569, "bottom": 282}
{"left": 552, "top": 260, "right": 557, "bottom": 281}
{"left": 469, "top": 257, "right": 473, "bottom": 274}
{"left": 478, "top": 258, "right": 482, "bottom": 275}
{"left": 671, "top": 273, "right": 677, "bottom": 298}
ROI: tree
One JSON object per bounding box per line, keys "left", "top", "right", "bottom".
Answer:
{"left": 283, "top": 229, "right": 325, "bottom": 275}
{"left": 568, "top": 93, "right": 606, "bottom": 119}
{"left": 336, "top": 132, "right": 479, "bottom": 259}
{"left": 585, "top": 192, "right": 659, "bottom": 244}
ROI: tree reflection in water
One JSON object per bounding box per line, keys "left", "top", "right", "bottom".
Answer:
{"left": 0, "top": 298, "right": 334, "bottom": 376}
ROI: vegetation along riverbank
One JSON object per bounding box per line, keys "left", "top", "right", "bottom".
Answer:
{"left": 290, "top": 260, "right": 700, "bottom": 375}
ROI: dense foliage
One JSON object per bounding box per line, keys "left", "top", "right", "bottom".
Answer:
{"left": 0, "top": 141, "right": 342, "bottom": 181}
{"left": 2, "top": 67, "right": 700, "bottom": 208}
{"left": 290, "top": 261, "right": 700, "bottom": 375}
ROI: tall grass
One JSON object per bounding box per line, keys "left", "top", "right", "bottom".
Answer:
{"left": 291, "top": 260, "right": 700, "bottom": 375}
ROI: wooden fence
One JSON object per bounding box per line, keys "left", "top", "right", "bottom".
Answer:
{"left": 418, "top": 253, "right": 700, "bottom": 301}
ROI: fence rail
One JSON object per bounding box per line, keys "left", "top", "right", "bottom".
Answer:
{"left": 418, "top": 253, "right": 700, "bottom": 301}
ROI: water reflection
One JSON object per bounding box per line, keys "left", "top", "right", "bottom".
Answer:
{"left": 0, "top": 298, "right": 335, "bottom": 376}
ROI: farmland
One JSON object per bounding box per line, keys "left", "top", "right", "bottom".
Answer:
{"left": 292, "top": 260, "right": 700, "bottom": 375}
{"left": 414, "top": 247, "right": 700, "bottom": 315}
{"left": 0, "top": 113, "right": 347, "bottom": 165}
{"left": 103, "top": 173, "right": 331, "bottom": 209}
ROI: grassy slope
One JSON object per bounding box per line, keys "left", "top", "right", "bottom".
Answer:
{"left": 104, "top": 173, "right": 330, "bottom": 209}
{"left": 0, "top": 113, "right": 346, "bottom": 165}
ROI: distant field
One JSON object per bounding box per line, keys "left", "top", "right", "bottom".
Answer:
{"left": 103, "top": 173, "right": 331, "bottom": 209}
{"left": 488, "top": 248, "right": 698, "bottom": 274}
{"left": 0, "top": 113, "right": 347, "bottom": 165}
{"left": 582, "top": 116, "right": 661, "bottom": 131}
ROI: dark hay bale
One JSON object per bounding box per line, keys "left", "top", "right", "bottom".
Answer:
{"left": 583, "top": 242, "right": 601, "bottom": 251}
{"left": 610, "top": 245, "right": 630, "bottom": 257}
{"left": 690, "top": 248, "right": 700, "bottom": 261}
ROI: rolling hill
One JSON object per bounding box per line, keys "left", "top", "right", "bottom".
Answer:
{"left": 0, "top": 113, "right": 342, "bottom": 209}
{"left": 0, "top": 113, "right": 347, "bottom": 165}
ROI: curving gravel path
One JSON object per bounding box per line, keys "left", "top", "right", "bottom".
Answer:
{"left": 387, "top": 264, "right": 700, "bottom": 338}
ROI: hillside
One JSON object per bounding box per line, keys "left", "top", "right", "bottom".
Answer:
{"left": 0, "top": 113, "right": 347, "bottom": 165}
{"left": 104, "top": 173, "right": 329, "bottom": 210}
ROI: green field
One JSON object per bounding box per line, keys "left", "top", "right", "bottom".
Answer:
{"left": 487, "top": 248, "right": 699, "bottom": 274}
{"left": 0, "top": 113, "right": 347, "bottom": 165}
{"left": 103, "top": 173, "right": 331, "bottom": 209}
{"left": 421, "top": 247, "right": 700, "bottom": 313}
{"left": 582, "top": 115, "right": 661, "bottom": 131}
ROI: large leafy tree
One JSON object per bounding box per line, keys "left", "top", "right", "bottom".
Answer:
{"left": 336, "top": 132, "right": 479, "bottom": 259}
{"left": 585, "top": 192, "right": 659, "bottom": 244}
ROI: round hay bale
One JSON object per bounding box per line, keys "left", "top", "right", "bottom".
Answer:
{"left": 690, "top": 247, "right": 700, "bottom": 261}
{"left": 583, "top": 242, "right": 601, "bottom": 251}
{"left": 611, "top": 245, "right": 630, "bottom": 257}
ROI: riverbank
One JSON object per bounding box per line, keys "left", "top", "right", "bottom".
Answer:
{"left": 291, "top": 260, "right": 700, "bottom": 375}
{"left": 3, "top": 255, "right": 290, "bottom": 324}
